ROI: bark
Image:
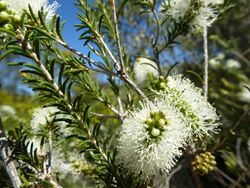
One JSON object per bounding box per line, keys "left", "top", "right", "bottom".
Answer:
{"left": 0, "top": 117, "right": 21, "bottom": 188}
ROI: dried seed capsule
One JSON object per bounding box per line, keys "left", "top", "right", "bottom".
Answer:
{"left": 192, "top": 152, "right": 217, "bottom": 175}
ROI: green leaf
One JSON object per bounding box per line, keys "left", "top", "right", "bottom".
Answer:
{"left": 98, "top": 15, "right": 104, "bottom": 33}
{"left": 186, "top": 70, "right": 204, "bottom": 85}
{"left": 33, "top": 39, "right": 41, "bottom": 60}
{"left": 58, "top": 64, "right": 65, "bottom": 87}
{"left": 56, "top": 16, "right": 65, "bottom": 42}
{"left": 20, "top": 69, "right": 44, "bottom": 77}
{"left": 38, "top": 11, "right": 49, "bottom": 32}
{"left": 93, "top": 123, "right": 101, "bottom": 138}
{"left": 28, "top": 5, "right": 39, "bottom": 24}
{"left": 28, "top": 26, "right": 55, "bottom": 40}
{"left": 0, "top": 28, "right": 16, "bottom": 36}
{"left": 0, "top": 49, "right": 16, "bottom": 60}
{"left": 83, "top": 105, "right": 91, "bottom": 124}
{"left": 165, "top": 62, "right": 179, "bottom": 78}
{"left": 32, "top": 86, "right": 58, "bottom": 96}
{"left": 21, "top": 63, "right": 42, "bottom": 73}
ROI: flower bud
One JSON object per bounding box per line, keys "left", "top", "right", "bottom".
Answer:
{"left": 158, "top": 118, "right": 165, "bottom": 126}
{"left": 159, "top": 76, "right": 165, "bottom": 82}
{"left": 7, "top": 8, "right": 15, "bottom": 15}
{"left": 0, "top": 11, "right": 9, "bottom": 23}
{"left": 192, "top": 152, "right": 217, "bottom": 175}
{"left": 151, "top": 128, "right": 160, "bottom": 137}
{"left": 159, "top": 82, "right": 166, "bottom": 90}
{"left": 12, "top": 14, "right": 21, "bottom": 24}
{"left": 145, "top": 118, "right": 153, "bottom": 125}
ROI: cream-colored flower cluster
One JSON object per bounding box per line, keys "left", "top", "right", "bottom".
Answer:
{"left": 4, "top": 0, "right": 59, "bottom": 22}
{"left": 117, "top": 99, "right": 191, "bottom": 180}
{"left": 118, "top": 72, "right": 220, "bottom": 180}
{"left": 134, "top": 57, "right": 158, "bottom": 84}
{"left": 163, "top": 75, "right": 220, "bottom": 139}
{"left": 161, "top": 0, "right": 224, "bottom": 30}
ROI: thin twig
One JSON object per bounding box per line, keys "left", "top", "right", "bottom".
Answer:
{"left": 203, "top": 26, "right": 208, "bottom": 98}
{"left": 236, "top": 138, "right": 247, "bottom": 171}
{"left": 0, "top": 117, "right": 22, "bottom": 188}
{"left": 99, "top": 36, "right": 122, "bottom": 71}
{"left": 211, "top": 108, "right": 249, "bottom": 151}
{"left": 164, "top": 164, "right": 182, "bottom": 187}
{"left": 152, "top": 11, "right": 162, "bottom": 76}
{"left": 211, "top": 172, "right": 228, "bottom": 187}
{"left": 47, "top": 131, "right": 52, "bottom": 174}
{"left": 111, "top": 0, "right": 127, "bottom": 116}
{"left": 229, "top": 167, "right": 250, "bottom": 188}
{"left": 87, "top": 7, "right": 147, "bottom": 99}
{"left": 58, "top": 38, "right": 147, "bottom": 100}
{"left": 98, "top": 36, "right": 148, "bottom": 99}
{"left": 96, "top": 96, "right": 123, "bottom": 120}
{"left": 16, "top": 29, "right": 66, "bottom": 101}
{"left": 117, "top": 96, "right": 124, "bottom": 115}
{"left": 90, "top": 112, "right": 119, "bottom": 119}
{"left": 42, "top": 155, "right": 47, "bottom": 177}
{"left": 111, "top": 0, "right": 125, "bottom": 72}
{"left": 17, "top": 160, "right": 38, "bottom": 174}
{"left": 231, "top": 50, "right": 250, "bottom": 66}
{"left": 215, "top": 167, "right": 237, "bottom": 185}
{"left": 57, "top": 39, "right": 116, "bottom": 76}
{"left": 152, "top": 10, "right": 160, "bottom": 47}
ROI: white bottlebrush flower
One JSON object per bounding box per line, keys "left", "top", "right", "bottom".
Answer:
{"left": 0, "top": 105, "right": 16, "bottom": 116}
{"left": 51, "top": 149, "right": 73, "bottom": 178}
{"left": 191, "top": 0, "right": 223, "bottom": 30}
{"left": 191, "top": 6, "right": 217, "bottom": 29}
{"left": 161, "top": 0, "right": 191, "bottom": 20}
{"left": 117, "top": 99, "right": 191, "bottom": 180}
{"left": 31, "top": 107, "right": 58, "bottom": 131}
{"left": 209, "top": 58, "right": 221, "bottom": 68}
{"left": 209, "top": 53, "right": 224, "bottom": 68}
{"left": 238, "top": 83, "right": 250, "bottom": 103}
{"left": 162, "top": 75, "right": 220, "bottom": 138}
{"left": 43, "top": 1, "right": 60, "bottom": 21}
{"left": 225, "top": 59, "right": 241, "bottom": 69}
{"left": 30, "top": 107, "right": 68, "bottom": 135}
{"left": 26, "top": 136, "right": 48, "bottom": 156}
{"left": 134, "top": 57, "right": 159, "bottom": 84}
{"left": 217, "top": 53, "right": 225, "bottom": 60}
{"left": 4, "top": 0, "right": 59, "bottom": 21}
{"left": 202, "top": 0, "right": 224, "bottom": 6}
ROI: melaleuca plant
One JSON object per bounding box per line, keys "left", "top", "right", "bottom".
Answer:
{"left": 0, "top": 0, "right": 242, "bottom": 188}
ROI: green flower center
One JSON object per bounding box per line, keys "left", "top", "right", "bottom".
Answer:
{"left": 147, "top": 76, "right": 168, "bottom": 91}
{"left": 170, "top": 88, "right": 200, "bottom": 130}
{"left": 144, "top": 111, "right": 171, "bottom": 143}
{"left": 148, "top": 75, "right": 201, "bottom": 131}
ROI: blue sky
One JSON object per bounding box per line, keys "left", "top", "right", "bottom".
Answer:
{"left": 51, "top": 0, "right": 89, "bottom": 55}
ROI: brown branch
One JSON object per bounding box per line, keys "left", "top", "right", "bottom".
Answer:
{"left": 111, "top": 0, "right": 125, "bottom": 73}
{"left": 211, "top": 108, "right": 250, "bottom": 151}
{"left": 229, "top": 167, "right": 250, "bottom": 188}
{"left": 0, "top": 117, "right": 22, "bottom": 188}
